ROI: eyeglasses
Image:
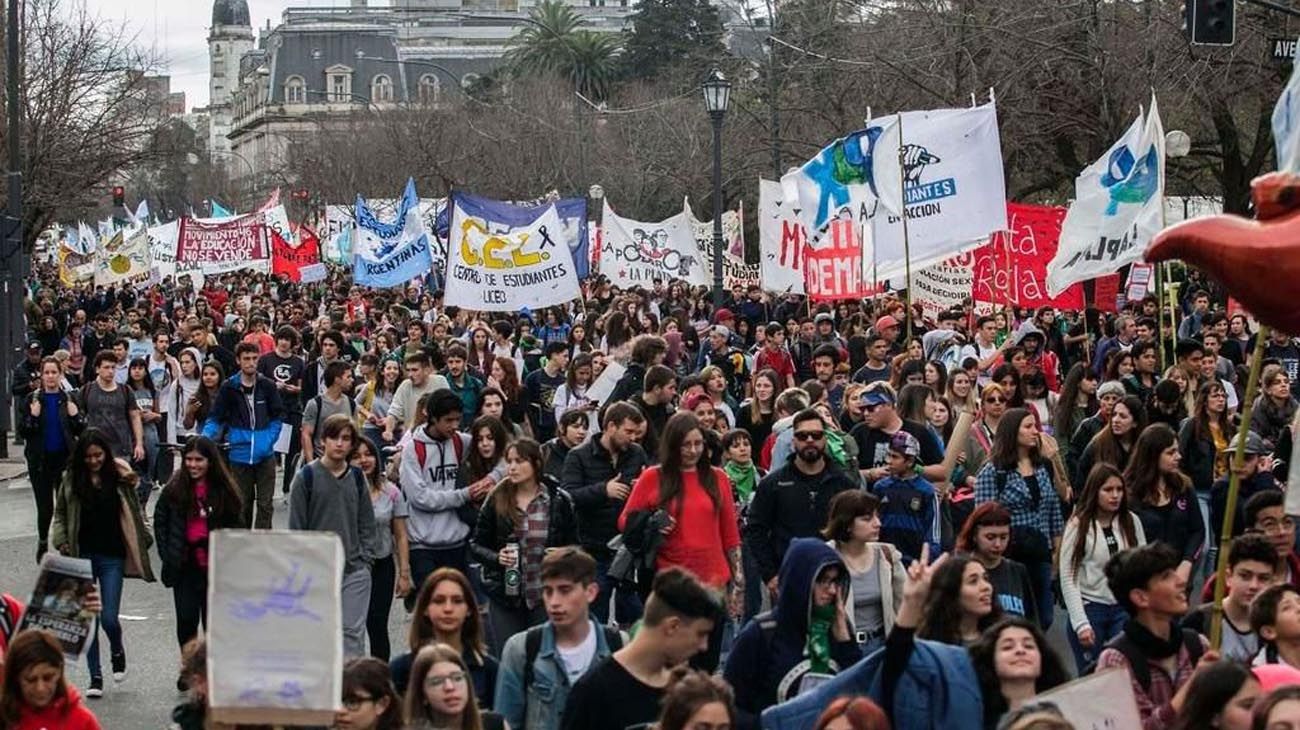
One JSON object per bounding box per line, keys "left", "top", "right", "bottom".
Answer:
{"left": 793, "top": 430, "right": 825, "bottom": 441}
{"left": 815, "top": 572, "right": 842, "bottom": 586}
{"left": 984, "top": 397, "right": 1006, "bottom": 404}
{"left": 425, "top": 672, "right": 467, "bottom": 688}
{"left": 342, "top": 695, "right": 375, "bottom": 711}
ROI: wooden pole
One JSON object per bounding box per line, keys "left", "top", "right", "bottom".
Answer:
{"left": 1210, "top": 325, "right": 1271, "bottom": 650}
{"left": 895, "top": 113, "right": 914, "bottom": 342}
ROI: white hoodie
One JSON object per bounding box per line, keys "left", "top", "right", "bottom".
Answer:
{"left": 399, "top": 425, "right": 473, "bottom": 548}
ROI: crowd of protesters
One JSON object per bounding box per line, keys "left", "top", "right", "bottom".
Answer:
{"left": 4, "top": 264, "right": 1300, "bottom": 730}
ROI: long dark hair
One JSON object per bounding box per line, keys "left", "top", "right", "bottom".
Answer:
{"left": 342, "top": 657, "right": 403, "bottom": 730}
{"left": 1069, "top": 463, "right": 1139, "bottom": 574}
{"left": 126, "top": 356, "right": 155, "bottom": 398}
{"left": 1088, "top": 395, "right": 1146, "bottom": 471}
{"left": 1171, "top": 660, "right": 1257, "bottom": 730}
{"left": 988, "top": 407, "right": 1042, "bottom": 471}
{"left": 408, "top": 568, "right": 486, "bottom": 659}
{"left": 1190, "top": 379, "right": 1233, "bottom": 444}
{"left": 491, "top": 439, "right": 545, "bottom": 526}
{"left": 463, "top": 415, "right": 509, "bottom": 485}
{"left": 352, "top": 435, "right": 384, "bottom": 490}
{"left": 969, "top": 617, "right": 1069, "bottom": 726}
{"left": 657, "top": 411, "right": 721, "bottom": 514}
{"left": 1052, "top": 363, "right": 1096, "bottom": 437}
{"left": 1126, "top": 423, "right": 1192, "bottom": 508}
{"left": 69, "top": 429, "right": 127, "bottom": 503}
{"left": 162, "top": 436, "right": 244, "bottom": 526}
{"left": 918, "top": 554, "right": 1002, "bottom": 645}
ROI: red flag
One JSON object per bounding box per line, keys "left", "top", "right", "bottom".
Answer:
{"left": 804, "top": 219, "right": 881, "bottom": 302}
{"left": 971, "top": 203, "right": 1083, "bottom": 311}
{"left": 1094, "top": 274, "right": 1122, "bottom": 313}
{"left": 272, "top": 223, "right": 320, "bottom": 281}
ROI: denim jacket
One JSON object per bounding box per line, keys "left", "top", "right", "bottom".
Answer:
{"left": 494, "top": 619, "right": 621, "bottom": 730}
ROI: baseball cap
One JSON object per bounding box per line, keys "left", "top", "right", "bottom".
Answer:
{"left": 876, "top": 315, "right": 900, "bottom": 331}
{"left": 710, "top": 325, "right": 731, "bottom": 339}
{"left": 25, "top": 340, "right": 41, "bottom": 351}
{"left": 888, "top": 430, "right": 921, "bottom": 458}
{"left": 1225, "top": 431, "right": 1267, "bottom": 456}
{"left": 814, "top": 312, "right": 834, "bottom": 324}
{"left": 862, "top": 385, "right": 896, "bottom": 408}
{"left": 714, "top": 308, "right": 735, "bottom": 323}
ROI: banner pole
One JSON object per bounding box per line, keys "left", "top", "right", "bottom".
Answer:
{"left": 895, "top": 112, "right": 914, "bottom": 342}
{"left": 1155, "top": 262, "right": 1167, "bottom": 371}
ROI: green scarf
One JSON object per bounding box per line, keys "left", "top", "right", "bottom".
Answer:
{"left": 806, "top": 602, "right": 836, "bottom": 674}
{"left": 724, "top": 460, "right": 759, "bottom": 504}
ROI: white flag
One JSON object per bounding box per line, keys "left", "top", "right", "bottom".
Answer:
{"left": 757, "top": 180, "right": 807, "bottom": 294}
{"left": 1046, "top": 96, "right": 1165, "bottom": 296}
{"left": 444, "top": 200, "right": 580, "bottom": 311}
{"left": 598, "top": 200, "right": 706, "bottom": 289}
{"left": 1275, "top": 35, "right": 1300, "bottom": 175}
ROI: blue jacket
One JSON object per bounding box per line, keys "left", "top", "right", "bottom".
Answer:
{"left": 494, "top": 619, "right": 620, "bottom": 730}
{"left": 724, "top": 539, "right": 861, "bottom": 730}
{"left": 872, "top": 474, "right": 942, "bottom": 565}
{"left": 759, "top": 633, "right": 983, "bottom": 730}
{"left": 203, "top": 373, "right": 285, "bottom": 465}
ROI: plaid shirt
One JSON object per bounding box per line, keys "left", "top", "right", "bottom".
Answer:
{"left": 514, "top": 489, "right": 551, "bottom": 610}
{"left": 973, "top": 462, "right": 1064, "bottom": 539}
{"left": 1096, "top": 635, "right": 1203, "bottom": 730}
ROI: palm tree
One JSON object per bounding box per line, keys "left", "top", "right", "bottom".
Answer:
{"left": 504, "top": 0, "right": 621, "bottom": 100}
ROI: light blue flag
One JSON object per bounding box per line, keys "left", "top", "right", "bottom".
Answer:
{"left": 352, "top": 178, "right": 434, "bottom": 288}
{"left": 1275, "top": 36, "right": 1300, "bottom": 175}
{"left": 209, "top": 200, "right": 234, "bottom": 218}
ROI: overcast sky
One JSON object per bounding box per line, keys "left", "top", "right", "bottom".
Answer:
{"left": 83, "top": 0, "right": 386, "bottom": 111}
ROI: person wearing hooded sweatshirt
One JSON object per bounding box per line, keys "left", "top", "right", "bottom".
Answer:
{"left": 1, "top": 629, "right": 102, "bottom": 730}
{"left": 1012, "top": 324, "right": 1060, "bottom": 393}
{"left": 723, "top": 538, "right": 860, "bottom": 730}
{"left": 202, "top": 342, "right": 285, "bottom": 530}
{"left": 398, "top": 390, "right": 482, "bottom": 606}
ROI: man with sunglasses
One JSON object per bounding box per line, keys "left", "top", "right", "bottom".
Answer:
{"left": 746, "top": 408, "right": 857, "bottom": 600}
{"left": 849, "top": 383, "right": 944, "bottom": 488}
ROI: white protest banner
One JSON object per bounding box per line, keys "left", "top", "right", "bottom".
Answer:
{"left": 299, "top": 262, "right": 327, "bottom": 283}
{"left": 322, "top": 205, "right": 353, "bottom": 266}
{"left": 1047, "top": 95, "right": 1165, "bottom": 296}
{"left": 94, "top": 229, "right": 154, "bottom": 288}
{"left": 147, "top": 220, "right": 180, "bottom": 279}
{"left": 58, "top": 248, "right": 94, "bottom": 286}
{"left": 757, "top": 179, "right": 807, "bottom": 294}
{"left": 599, "top": 200, "right": 708, "bottom": 288}
{"left": 691, "top": 203, "right": 759, "bottom": 289}
{"left": 1127, "top": 262, "right": 1154, "bottom": 302}
{"left": 176, "top": 214, "right": 271, "bottom": 275}
{"left": 913, "top": 254, "right": 975, "bottom": 321}
{"left": 445, "top": 194, "right": 581, "bottom": 311}
{"left": 1034, "top": 669, "right": 1141, "bottom": 729}
{"left": 208, "top": 530, "right": 343, "bottom": 726}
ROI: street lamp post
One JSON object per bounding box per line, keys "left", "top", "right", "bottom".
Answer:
{"left": 702, "top": 69, "right": 730, "bottom": 309}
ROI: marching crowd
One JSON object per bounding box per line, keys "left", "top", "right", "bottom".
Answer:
{"left": 6, "top": 265, "right": 1300, "bottom": 730}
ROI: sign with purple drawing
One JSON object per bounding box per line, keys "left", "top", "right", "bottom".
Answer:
{"left": 207, "top": 530, "right": 343, "bottom": 726}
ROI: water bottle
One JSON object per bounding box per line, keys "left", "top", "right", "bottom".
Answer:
{"left": 504, "top": 541, "right": 521, "bottom": 597}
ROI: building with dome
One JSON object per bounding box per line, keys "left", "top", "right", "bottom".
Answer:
{"left": 209, "top": 0, "right": 255, "bottom": 164}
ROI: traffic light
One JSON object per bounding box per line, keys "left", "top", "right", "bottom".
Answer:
{"left": 111, "top": 185, "right": 125, "bottom": 207}
{"left": 1185, "top": 0, "right": 1235, "bottom": 46}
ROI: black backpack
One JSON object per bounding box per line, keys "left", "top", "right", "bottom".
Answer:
{"left": 1081, "top": 628, "right": 1204, "bottom": 693}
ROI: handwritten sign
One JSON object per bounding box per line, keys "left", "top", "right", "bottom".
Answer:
{"left": 177, "top": 215, "right": 271, "bottom": 275}
{"left": 1034, "top": 668, "right": 1141, "bottom": 730}
{"left": 208, "top": 530, "right": 343, "bottom": 726}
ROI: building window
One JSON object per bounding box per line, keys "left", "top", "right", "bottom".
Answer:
{"left": 284, "top": 75, "right": 305, "bottom": 104}
{"left": 418, "top": 74, "right": 440, "bottom": 105}
{"left": 325, "top": 65, "right": 354, "bottom": 102}
{"left": 372, "top": 74, "right": 393, "bottom": 103}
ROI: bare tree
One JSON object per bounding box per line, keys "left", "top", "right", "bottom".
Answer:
{"left": 0, "top": 0, "right": 165, "bottom": 245}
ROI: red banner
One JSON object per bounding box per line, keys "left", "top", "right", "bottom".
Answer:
{"left": 176, "top": 215, "right": 270, "bottom": 274}
{"left": 972, "top": 203, "right": 1082, "bottom": 311}
{"left": 1094, "top": 274, "right": 1121, "bottom": 313}
{"left": 272, "top": 224, "right": 321, "bottom": 282}
{"left": 804, "top": 219, "right": 881, "bottom": 302}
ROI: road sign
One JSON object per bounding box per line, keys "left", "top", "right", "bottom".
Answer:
{"left": 1275, "top": 37, "right": 1298, "bottom": 62}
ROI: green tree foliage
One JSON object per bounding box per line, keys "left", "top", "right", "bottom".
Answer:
{"left": 619, "top": 0, "right": 726, "bottom": 82}
{"left": 504, "top": 0, "right": 621, "bottom": 100}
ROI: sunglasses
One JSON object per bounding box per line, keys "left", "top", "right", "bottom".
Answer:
{"left": 793, "top": 430, "right": 826, "bottom": 441}
{"left": 984, "top": 396, "right": 1007, "bottom": 404}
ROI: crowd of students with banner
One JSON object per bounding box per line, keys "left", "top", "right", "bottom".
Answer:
{"left": 5, "top": 72, "right": 1300, "bottom": 730}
